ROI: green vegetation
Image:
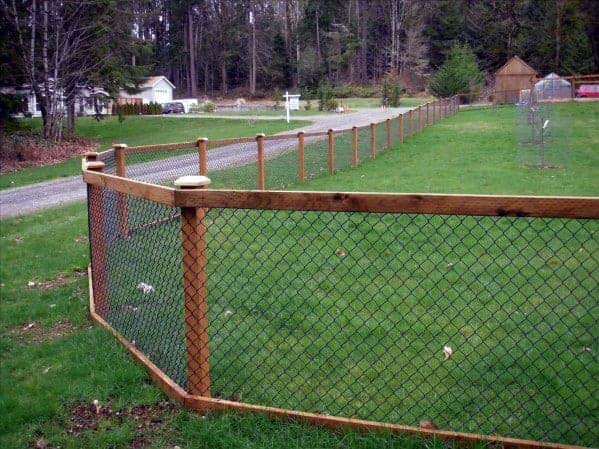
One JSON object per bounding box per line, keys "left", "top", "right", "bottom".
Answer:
{"left": 1, "top": 102, "right": 597, "bottom": 448}
{"left": 0, "top": 116, "right": 308, "bottom": 190}
{"left": 309, "top": 103, "right": 599, "bottom": 196}
{"left": 429, "top": 44, "right": 484, "bottom": 98}
{"left": 0, "top": 207, "right": 491, "bottom": 449}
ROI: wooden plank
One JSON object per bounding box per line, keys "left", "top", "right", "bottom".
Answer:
{"left": 297, "top": 132, "right": 305, "bottom": 182}
{"left": 399, "top": 114, "right": 404, "bottom": 143}
{"left": 385, "top": 119, "right": 391, "bottom": 148}
{"left": 82, "top": 170, "right": 176, "bottom": 206}
{"left": 197, "top": 138, "right": 208, "bottom": 176}
{"left": 182, "top": 395, "right": 587, "bottom": 449}
{"left": 127, "top": 141, "right": 196, "bottom": 154}
{"left": 256, "top": 134, "right": 265, "bottom": 190}
{"left": 174, "top": 189, "right": 599, "bottom": 219}
{"left": 370, "top": 123, "right": 376, "bottom": 159}
{"left": 328, "top": 129, "right": 335, "bottom": 175}
{"left": 114, "top": 144, "right": 129, "bottom": 238}
{"left": 181, "top": 205, "right": 211, "bottom": 397}
{"left": 352, "top": 127, "right": 359, "bottom": 167}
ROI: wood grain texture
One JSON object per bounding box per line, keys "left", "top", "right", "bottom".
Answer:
{"left": 297, "top": 132, "right": 305, "bottom": 182}
{"left": 181, "top": 206, "right": 211, "bottom": 397}
{"left": 328, "top": 129, "right": 335, "bottom": 175}
{"left": 83, "top": 170, "right": 176, "bottom": 205}
{"left": 174, "top": 189, "right": 599, "bottom": 219}
{"left": 183, "top": 395, "right": 587, "bottom": 449}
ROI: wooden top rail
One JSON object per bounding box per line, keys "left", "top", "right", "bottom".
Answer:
{"left": 82, "top": 170, "right": 599, "bottom": 219}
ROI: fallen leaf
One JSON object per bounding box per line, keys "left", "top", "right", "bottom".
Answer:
{"left": 420, "top": 420, "right": 438, "bottom": 430}
{"left": 335, "top": 248, "right": 347, "bottom": 257}
{"left": 443, "top": 345, "right": 453, "bottom": 360}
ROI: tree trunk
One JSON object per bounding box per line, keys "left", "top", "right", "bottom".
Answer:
{"left": 249, "top": 1, "right": 256, "bottom": 95}
{"left": 66, "top": 97, "right": 75, "bottom": 137}
{"left": 188, "top": 7, "right": 197, "bottom": 97}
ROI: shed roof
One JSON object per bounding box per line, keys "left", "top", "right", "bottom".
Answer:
{"left": 495, "top": 56, "right": 537, "bottom": 76}
{"left": 140, "top": 76, "right": 176, "bottom": 89}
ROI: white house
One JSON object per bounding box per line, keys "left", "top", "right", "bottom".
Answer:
{"left": 118, "top": 76, "right": 175, "bottom": 105}
{"left": 7, "top": 83, "right": 111, "bottom": 117}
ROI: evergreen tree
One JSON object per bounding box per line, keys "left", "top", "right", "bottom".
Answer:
{"left": 429, "top": 44, "right": 483, "bottom": 97}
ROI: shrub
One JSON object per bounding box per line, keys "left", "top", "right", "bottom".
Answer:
{"left": 304, "top": 99, "right": 312, "bottom": 111}
{"left": 202, "top": 101, "right": 215, "bottom": 113}
{"left": 381, "top": 73, "right": 402, "bottom": 107}
{"left": 429, "top": 43, "right": 483, "bottom": 98}
{"left": 317, "top": 83, "right": 338, "bottom": 112}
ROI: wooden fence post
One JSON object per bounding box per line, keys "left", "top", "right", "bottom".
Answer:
{"left": 433, "top": 101, "right": 437, "bottom": 123}
{"left": 426, "top": 102, "right": 430, "bottom": 126}
{"left": 385, "top": 118, "right": 391, "bottom": 149}
{"left": 175, "top": 175, "right": 212, "bottom": 398}
{"left": 328, "top": 129, "right": 335, "bottom": 175}
{"left": 256, "top": 133, "right": 265, "bottom": 190}
{"left": 84, "top": 155, "right": 108, "bottom": 316}
{"left": 197, "top": 137, "right": 208, "bottom": 176}
{"left": 114, "top": 144, "right": 129, "bottom": 238}
{"left": 352, "top": 126, "right": 359, "bottom": 167}
{"left": 418, "top": 105, "right": 423, "bottom": 131}
{"left": 398, "top": 114, "right": 404, "bottom": 144}
{"left": 297, "top": 131, "right": 305, "bottom": 182}
{"left": 408, "top": 110, "right": 413, "bottom": 135}
{"left": 370, "top": 123, "right": 376, "bottom": 159}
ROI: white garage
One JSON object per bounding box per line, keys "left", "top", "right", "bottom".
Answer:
{"left": 119, "top": 76, "right": 175, "bottom": 105}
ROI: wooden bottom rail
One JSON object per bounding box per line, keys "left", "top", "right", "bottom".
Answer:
{"left": 87, "top": 266, "right": 590, "bottom": 449}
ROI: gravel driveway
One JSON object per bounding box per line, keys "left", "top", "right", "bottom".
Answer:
{"left": 0, "top": 107, "right": 411, "bottom": 218}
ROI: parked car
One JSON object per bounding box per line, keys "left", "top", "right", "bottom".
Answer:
{"left": 162, "top": 102, "right": 185, "bottom": 114}
{"left": 576, "top": 84, "right": 599, "bottom": 98}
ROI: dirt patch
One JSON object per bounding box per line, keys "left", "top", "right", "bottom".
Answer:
{"left": 28, "top": 268, "right": 86, "bottom": 290}
{"left": 10, "top": 320, "right": 77, "bottom": 344}
{"left": 65, "top": 399, "right": 177, "bottom": 448}
{"left": 0, "top": 131, "right": 96, "bottom": 173}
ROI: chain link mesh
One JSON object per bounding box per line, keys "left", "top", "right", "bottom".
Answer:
{"left": 88, "top": 183, "right": 598, "bottom": 447}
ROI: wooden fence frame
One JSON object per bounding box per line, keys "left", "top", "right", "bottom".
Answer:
{"left": 98, "top": 97, "right": 460, "bottom": 190}
{"left": 84, "top": 166, "right": 598, "bottom": 449}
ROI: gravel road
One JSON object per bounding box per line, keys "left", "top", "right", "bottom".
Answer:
{"left": 0, "top": 107, "right": 411, "bottom": 218}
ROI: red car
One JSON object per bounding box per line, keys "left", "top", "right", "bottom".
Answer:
{"left": 576, "top": 84, "right": 599, "bottom": 98}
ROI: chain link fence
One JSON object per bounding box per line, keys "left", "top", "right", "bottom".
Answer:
{"left": 87, "top": 178, "right": 598, "bottom": 447}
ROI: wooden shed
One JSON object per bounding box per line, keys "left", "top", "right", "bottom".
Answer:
{"left": 494, "top": 56, "right": 537, "bottom": 103}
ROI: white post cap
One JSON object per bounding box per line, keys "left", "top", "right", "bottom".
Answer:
{"left": 174, "top": 175, "right": 211, "bottom": 188}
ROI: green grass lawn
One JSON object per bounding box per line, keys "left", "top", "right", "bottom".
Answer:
{"left": 1, "top": 102, "right": 597, "bottom": 448}
{"left": 0, "top": 116, "right": 309, "bottom": 190}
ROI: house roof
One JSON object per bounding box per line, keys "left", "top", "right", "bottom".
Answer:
{"left": 140, "top": 76, "right": 176, "bottom": 89}
{"left": 495, "top": 56, "right": 537, "bottom": 76}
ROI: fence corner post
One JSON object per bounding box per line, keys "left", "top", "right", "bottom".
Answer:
{"left": 328, "top": 129, "right": 335, "bottom": 175}
{"left": 297, "top": 131, "right": 305, "bottom": 182}
{"left": 175, "top": 175, "right": 212, "bottom": 398}
{"left": 197, "top": 137, "right": 208, "bottom": 176}
{"left": 256, "top": 133, "right": 265, "bottom": 190}
{"left": 85, "top": 157, "right": 108, "bottom": 316}
{"left": 370, "top": 123, "right": 376, "bottom": 159}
